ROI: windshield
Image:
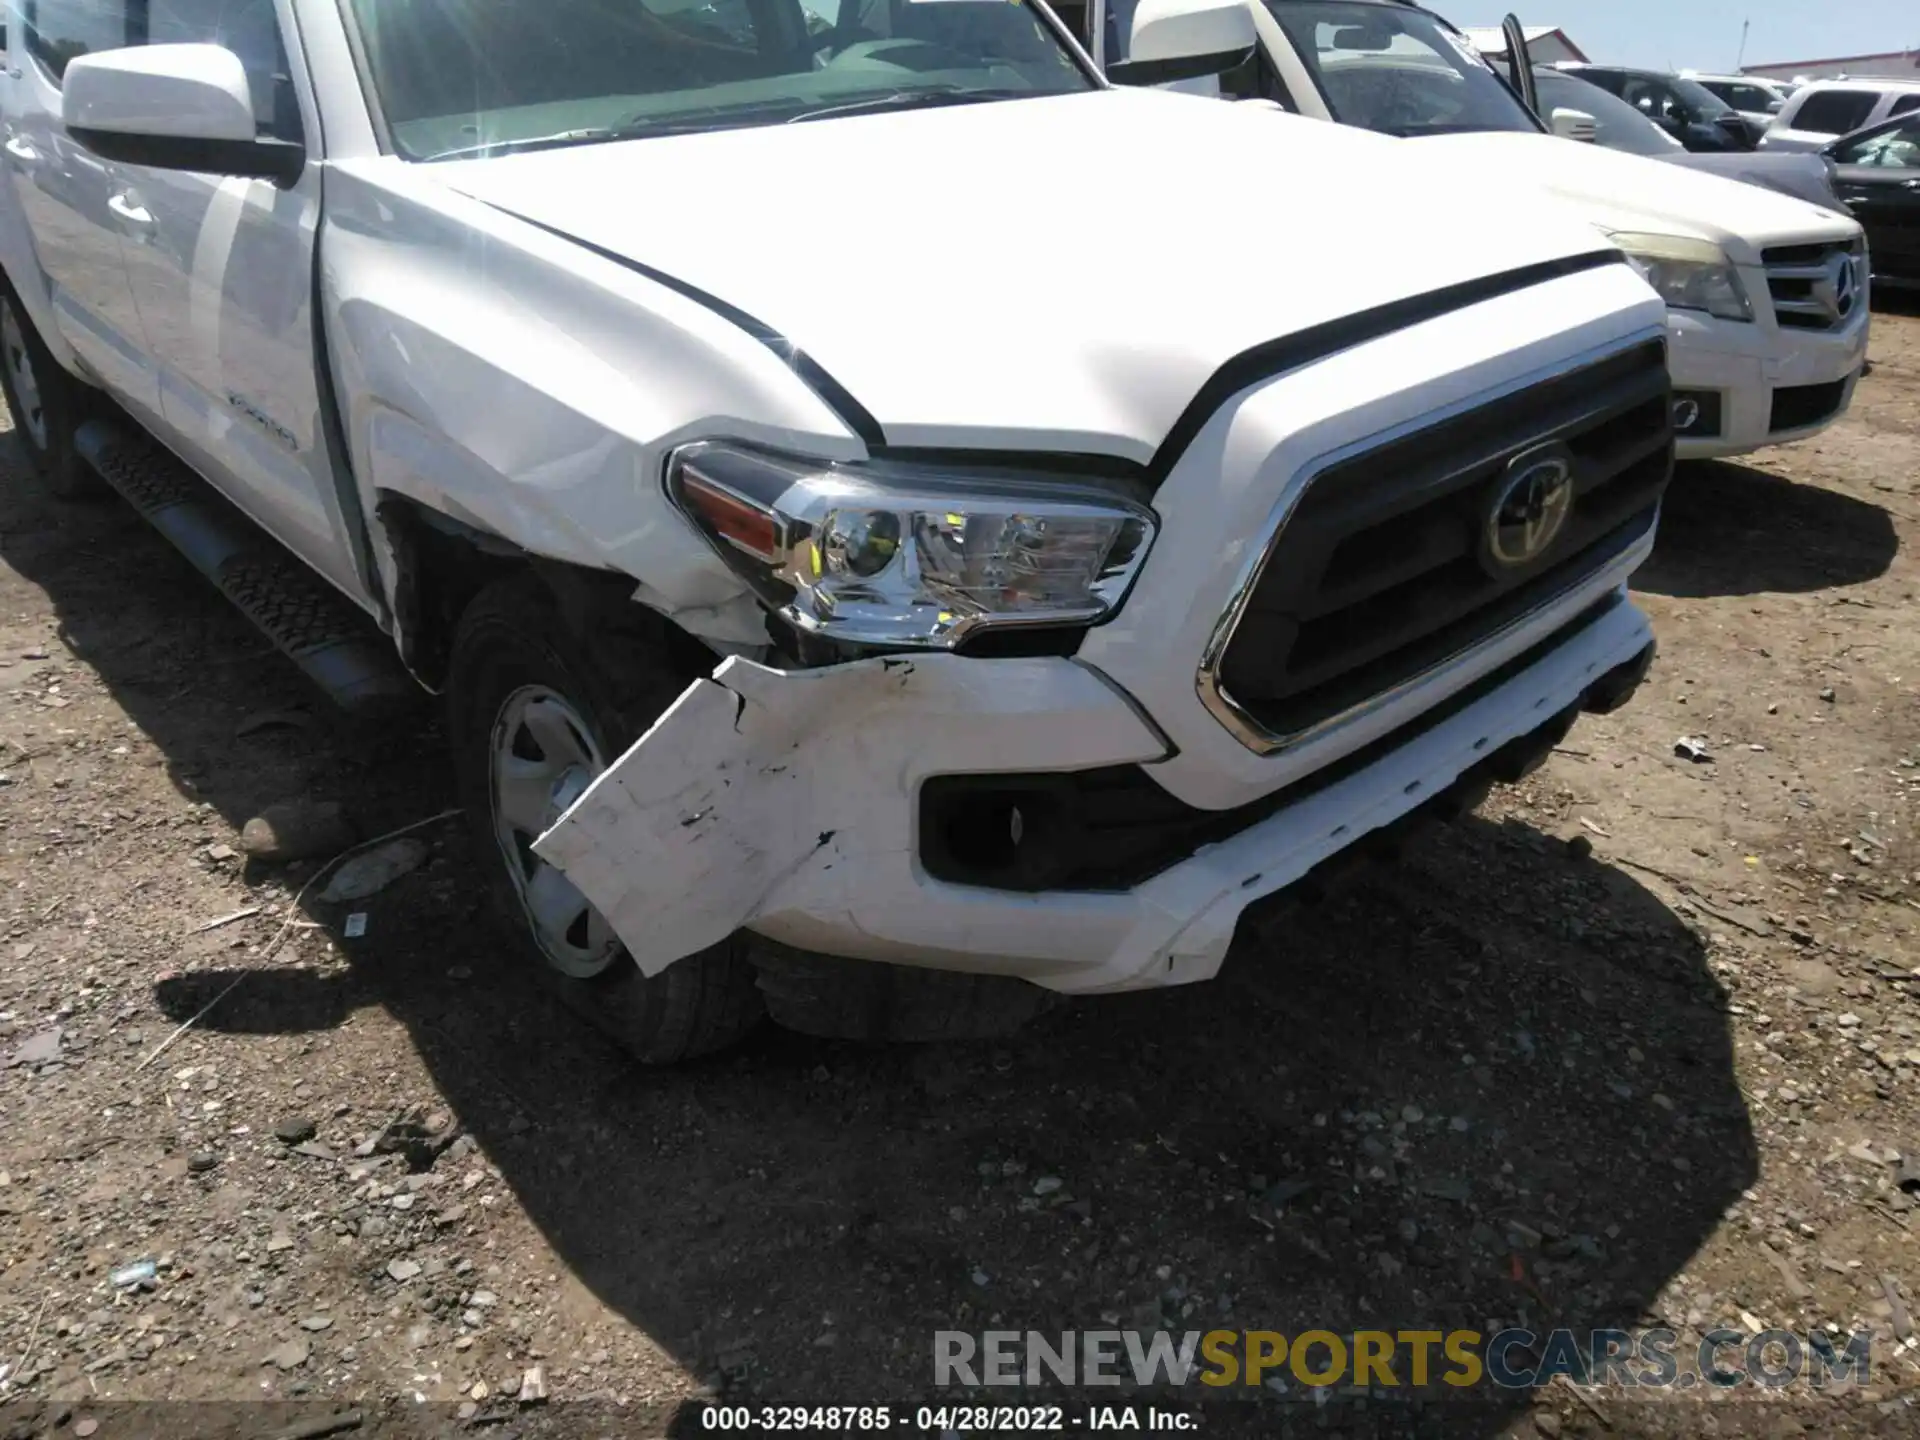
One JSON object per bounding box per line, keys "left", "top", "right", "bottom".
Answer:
{"left": 1668, "top": 75, "right": 1735, "bottom": 120}
{"left": 1535, "top": 71, "right": 1681, "bottom": 155}
{"left": 1262, "top": 1, "right": 1537, "bottom": 137}
{"left": 347, "top": 0, "right": 1095, "bottom": 160}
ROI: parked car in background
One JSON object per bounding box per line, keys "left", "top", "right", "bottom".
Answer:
{"left": 1551, "top": 63, "right": 1762, "bottom": 151}
{"left": 1069, "top": 0, "right": 1869, "bottom": 459}
{"left": 1683, "top": 72, "right": 1792, "bottom": 130}
{"left": 1761, "top": 80, "right": 1920, "bottom": 153}
{"left": 1825, "top": 113, "right": 1920, "bottom": 286}
{"left": 1536, "top": 70, "right": 1846, "bottom": 213}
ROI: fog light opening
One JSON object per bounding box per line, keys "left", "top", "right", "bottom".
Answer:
{"left": 942, "top": 792, "right": 1053, "bottom": 877}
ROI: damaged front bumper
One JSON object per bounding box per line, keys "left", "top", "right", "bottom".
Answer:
{"left": 533, "top": 589, "right": 1655, "bottom": 996}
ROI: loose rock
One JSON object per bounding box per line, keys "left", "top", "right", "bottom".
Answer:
{"left": 264, "top": 1338, "right": 311, "bottom": 1370}
{"left": 8, "top": 1028, "right": 62, "bottom": 1068}
{"left": 240, "top": 801, "right": 356, "bottom": 862}
{"left": 274, "top": 1116, "right": 319, "bottom": 1146}
{"left": 319, "top": 839, "right": 429, "bottom": 903}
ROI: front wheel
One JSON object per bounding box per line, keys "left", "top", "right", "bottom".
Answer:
{"left": 447, "top": 574, "right": 764, "bottom": 1064}
{"left": 0, "top": 288, "right": 102, "bottom": 500}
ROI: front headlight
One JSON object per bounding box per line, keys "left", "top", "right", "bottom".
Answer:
{"left": 667, "top": 441, "right": 1156, "bottom": 649}
{"left": 1608, "top": 232, "right": 1753, "bottom": 322}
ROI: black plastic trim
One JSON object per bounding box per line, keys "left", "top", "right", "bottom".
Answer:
{"left": 1109, "top": 46, "right": 1256, "bottom": 86}
{"left": 1143, "top": 249, "right": 1628, "bottom": 484}
{"left": 68, "top": 128, "right": 306, "bottom": 187}
{"left": 921, "top": 596, "right": 1637, "bottom": 892}
{"left": 477, "top": 202, "right": 885, "bottom": 448}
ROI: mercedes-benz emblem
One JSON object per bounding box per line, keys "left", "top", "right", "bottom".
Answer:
{"left": 1483, "top": 445, "right": 1574, "bottom": 572}
{"left": 1833, "top": 253, "right": 1859, "bottom": 320}
{"left": 1815, "top": 251, "right": 1861, "bottom": 323}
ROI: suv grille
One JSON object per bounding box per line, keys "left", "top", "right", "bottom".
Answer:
{"left": 1763, "top": 241, "right": 1867, "bottom": 331}
{"left": 1211, "top": 341, "right": 1671, "bottom": 748}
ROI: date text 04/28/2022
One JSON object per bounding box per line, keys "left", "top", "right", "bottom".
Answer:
{"left": 698, "top": 1404, "right": 1195, "bottom": 1430}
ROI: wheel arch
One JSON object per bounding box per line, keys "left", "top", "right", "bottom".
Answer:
{"left": 377, "top": 493, "right": 720, "bottom": 695}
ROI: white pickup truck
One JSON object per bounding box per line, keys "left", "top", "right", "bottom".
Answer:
{"left": 1080, "top": 0, "right": 1871, "bottom": 461}
{"left": 0, "top": 0, "right": 1670, "bottom": 1060}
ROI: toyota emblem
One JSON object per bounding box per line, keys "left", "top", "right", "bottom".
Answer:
{"left": 1483, "top": 445, "right": 1575, "bottom": 573}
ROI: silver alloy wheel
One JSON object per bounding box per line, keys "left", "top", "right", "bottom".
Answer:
{"left": 488, "top": 684, "right": 623, "bottom": 979}
{"left": 0, "top": 299, "right": 48, "bottom": 452}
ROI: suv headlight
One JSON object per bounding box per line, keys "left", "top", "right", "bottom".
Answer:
{"left": 1608, "top": 232, "right": 1753, "bottom": 321}
{"left": 666, "top": 441, "right": 1156, "bottom": 649}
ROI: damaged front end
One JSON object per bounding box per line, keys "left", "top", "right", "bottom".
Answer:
{"left": 529, "top": 651, "right": 1171, "bottom": 982}
{"left": 533, "top": 595, "right": 1656, "bottom": 995}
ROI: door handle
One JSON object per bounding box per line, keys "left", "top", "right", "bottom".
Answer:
{"left": 107, "top": 191, "right": 153, "bottom": 228}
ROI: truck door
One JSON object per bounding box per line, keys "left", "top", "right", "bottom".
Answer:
{"left": 107, "top": 0, "right": 371, "bottom": 605}
{"left": 3, "top": 0, "right": 158, "bottom": 414}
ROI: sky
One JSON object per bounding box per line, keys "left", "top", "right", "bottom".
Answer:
{"left": 1495, "top": 0, "right": 1918, "bottom": 73}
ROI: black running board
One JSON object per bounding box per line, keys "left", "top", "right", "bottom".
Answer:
{"left": 75, "top": 420, "right": 419, "bottom": 716}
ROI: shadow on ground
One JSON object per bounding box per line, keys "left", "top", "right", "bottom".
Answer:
{"left": 1, "top": 434, "right": 1758, "bottom": 1435}
{"left": 1634, "top": 459, "right": 1898, "bottom": 598}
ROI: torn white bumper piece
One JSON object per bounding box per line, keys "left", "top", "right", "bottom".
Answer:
{"left": 534, "top": 596, "right": 1653, "bottom": 995}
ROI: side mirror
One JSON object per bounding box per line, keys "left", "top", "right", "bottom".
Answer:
{"left": 1109, "top": 0, "right": 1256, "bottom": 88}
{"left": 61, "top": 43, "right": 303, "bottom": 186}
{"left": 1766, "top": 98, "right": 1784, "bottom": 114}
{"left": 1550, "top": 107, "right": 1597, "bottom": 142}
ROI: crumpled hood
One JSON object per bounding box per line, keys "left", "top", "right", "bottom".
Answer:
{"left": 1417, "top": 131, "right": 1859, "bottom": 262}
{"left": 440, "top": 90, "right": 1616, "bottom": 460}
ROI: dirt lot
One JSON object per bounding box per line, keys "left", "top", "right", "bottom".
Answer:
{"left": 2, "top": 305, "right": 1919, "bottom": 1440}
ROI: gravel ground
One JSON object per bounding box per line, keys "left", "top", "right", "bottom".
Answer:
{"left": 2, "top": 304, "right": 1919, "bottom": 1440}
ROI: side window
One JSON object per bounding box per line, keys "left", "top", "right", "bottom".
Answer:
{"left": 1890, "top": 94, "right": 1920, "bottom": 117}
{"left": 143, "top": 0, "right": 303, "bottom": 141}
{"left": 20, "top": 0, "right": 131, "bottom": 82}
{"left": 1836, "top": 122, "right": 1920, "bottom": 168}
{"left": 1790, "top": 89, "right": 1878, "bottom": 136}
{"left": 1622, "top": 77, "right": 1681, "bottom": 123}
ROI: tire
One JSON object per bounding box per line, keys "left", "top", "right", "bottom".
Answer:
{"left": 0, "top": 285, "right": 102, "bottom": 500}
{"left": 447, "top": 573, "right": 765, "bottom": 1064}
{"left": 749, "top": 938, "right": 1057, "bottom": 1043}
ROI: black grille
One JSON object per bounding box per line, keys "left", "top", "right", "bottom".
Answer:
{"left": 1770, "top": 378, "right": 1849, "bottom": 433}
{"left": 1762, "top": 242, "right": 1862, "bottom": 332}
{"left": 1216, "top": 342, "right": 1671, "bottom": 743}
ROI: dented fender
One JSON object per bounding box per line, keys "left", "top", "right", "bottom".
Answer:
{"left": 531, "top": 653, "right": 1169, "bottom": 976}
